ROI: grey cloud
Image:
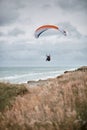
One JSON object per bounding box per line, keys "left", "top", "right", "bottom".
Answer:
{"left": 55, "top": 0, "right": 87, "bottom": 12}
{"left": 0, "top": 13, "right": 18, "bottom": 26}
{"left": 52, "top": 41, "right": 87, "bottom": 65}
{"left": 0, "top": 41, "right": 42, "bottom": 67}
{"left": 8, "top": 28, "right": 25, "bottom": 36}
{"left": 0, "top": 28, "right": 25, "bottom": 37}
{"left": 0, "top": 32, "right": 5, "bottom": 36}
{"left": 42, "top": 4, "right": 52, "bottom": 10}
{"left": 0, "top": 0, "right": 40, "bottom": 26}
{"left": 0, "top": 0, "right": 22, "bottom": 26}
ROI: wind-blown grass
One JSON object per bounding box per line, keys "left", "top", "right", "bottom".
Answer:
{"left": 0, "top": 82, "right": 28, "bottom": 112}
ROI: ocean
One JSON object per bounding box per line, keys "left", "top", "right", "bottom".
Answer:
{"left": 0, "top": 66, "right": 77, "bottom": 84}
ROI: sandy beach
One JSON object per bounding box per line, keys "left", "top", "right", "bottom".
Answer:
{"left": 0, "top": 66, "right": 87, "bottom": 130}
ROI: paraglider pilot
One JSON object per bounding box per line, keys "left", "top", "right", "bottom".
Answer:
{"left": 46, "top": 55, "right": 51, "bottom": 61}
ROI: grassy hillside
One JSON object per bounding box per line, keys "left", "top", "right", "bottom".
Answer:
{"left": 0, "top": 66, "right": 87, "bottom": 130}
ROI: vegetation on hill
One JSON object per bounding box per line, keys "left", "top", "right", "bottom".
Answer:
{"left": 0, "top": 66, "right": 87, "bottom": 130}
{"left": 0, "top": 83, "right": 28, "bottom": 112}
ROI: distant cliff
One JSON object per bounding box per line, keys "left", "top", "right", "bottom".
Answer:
{"left": 0, "top": 66, "right": 87, "bottom": 130}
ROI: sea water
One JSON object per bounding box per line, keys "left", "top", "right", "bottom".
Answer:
{"left": 0, "top": 66, "right": 77, "bottom": 84}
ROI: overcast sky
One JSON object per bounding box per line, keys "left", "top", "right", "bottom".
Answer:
{"left": 0, "top": 0, "right": 87, "bottom": 67}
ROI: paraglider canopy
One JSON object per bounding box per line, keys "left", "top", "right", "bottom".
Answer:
{"left": 34, "top": 24, "right": 66, "bottom": 38}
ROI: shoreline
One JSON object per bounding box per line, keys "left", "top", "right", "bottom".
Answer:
{"left": 0, "top": 66, "right": 79, "bottom": 84}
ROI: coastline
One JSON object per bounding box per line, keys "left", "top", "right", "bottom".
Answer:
{"left": 0, "top": 66, "right": 79, "bottom": 84}
{"left": 0, "top": 66, "right": 87, "bottom": 130}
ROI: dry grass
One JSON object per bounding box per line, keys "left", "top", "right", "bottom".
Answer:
{"left": 0, "top": 66, "right": 87, "bottom": 130}
{"left": 0, "top": 82, "right": 28, "bottom": 112}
